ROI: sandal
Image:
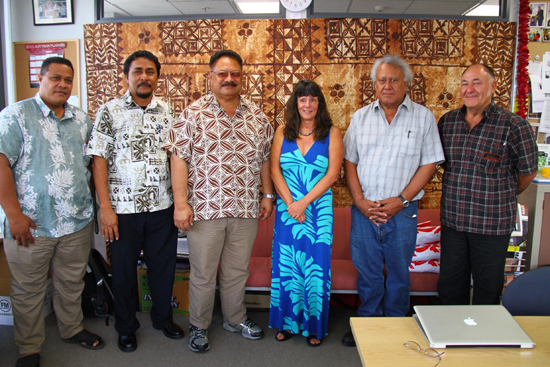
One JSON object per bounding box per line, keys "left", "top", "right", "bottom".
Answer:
{"left": 275, "top": 330, "right": 293, "bottom": 342}
{"left": 62, "top": 329, "right": 105, "bottom": 350}
{"left": 306, "top": 334, "right": 322, "bottom": 347}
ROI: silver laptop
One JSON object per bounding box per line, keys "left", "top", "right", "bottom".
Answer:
{"left": 413, "top": 305, "right": 535, "bottom": 349}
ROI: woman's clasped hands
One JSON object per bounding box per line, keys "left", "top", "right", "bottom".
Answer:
{"left": 287, "top": 199, "right": 307, "bottom": 224}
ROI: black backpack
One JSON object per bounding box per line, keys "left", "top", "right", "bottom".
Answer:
{"left": 82, "top": 248, "right": 114, "bottom": 325}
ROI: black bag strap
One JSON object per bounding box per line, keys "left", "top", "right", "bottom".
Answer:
{"left": 87, "top": 249, "right": 113, "bottom": 325}
{"left": 90, "top": 249, "right": 114, "bottom": 300}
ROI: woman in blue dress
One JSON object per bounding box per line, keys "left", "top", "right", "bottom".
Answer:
{"left": 269, "top": 80, "right": 344, "bottom": 346}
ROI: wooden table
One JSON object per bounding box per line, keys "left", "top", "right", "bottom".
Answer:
{"left": 350, "top": 316, "right": 550, "bottom": 367}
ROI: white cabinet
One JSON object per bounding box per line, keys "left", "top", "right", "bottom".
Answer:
{"left": 518, "top": 183, "right": 550, "bottom": 270}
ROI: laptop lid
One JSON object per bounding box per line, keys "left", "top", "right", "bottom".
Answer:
{"left": 413, "top": 305, "right": 535, "bottom": 349}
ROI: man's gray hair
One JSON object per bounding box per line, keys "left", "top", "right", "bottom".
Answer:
{"left": 370, "top": 54, "right": 414, "bottom": 87}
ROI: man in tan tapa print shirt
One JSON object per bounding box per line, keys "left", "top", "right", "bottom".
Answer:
{"left": 163, "top": 49, "right": 275, "bottom": 353}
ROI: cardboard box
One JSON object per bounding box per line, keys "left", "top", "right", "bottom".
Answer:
{"left": 138, "top": 266, "right": 190, "bottom": 315}
{"left": 0, "top": 296, "right": 13, "bottom": 325}
{"left": 244, "top": 292, "right": 271, "bottom": 309}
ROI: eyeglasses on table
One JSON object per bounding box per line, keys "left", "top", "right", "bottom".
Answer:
{"left": 404, "top": 340, "right": 445, "bottom": 367}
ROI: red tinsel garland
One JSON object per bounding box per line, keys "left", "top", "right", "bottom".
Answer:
{"left": 516, "top": 0, "right": 530, "bottom": 118}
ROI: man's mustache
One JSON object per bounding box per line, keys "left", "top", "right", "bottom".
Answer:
{"left": 138, "top": 82, "right": 151, "bottom": 87}
{"left": 222, "top": 82, "right": 237, "bottom": 87}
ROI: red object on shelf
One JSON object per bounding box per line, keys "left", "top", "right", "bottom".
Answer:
{"left": 515, "top": 0, "right": 530, "bottom": 119}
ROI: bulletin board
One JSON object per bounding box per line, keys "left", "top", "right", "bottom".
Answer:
{"left": 13, "top": 39, "right": 80, "bottom": 107}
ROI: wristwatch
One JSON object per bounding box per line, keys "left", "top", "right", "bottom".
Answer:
{"left": 398, "top": 194, "right": 410, "bottom": 208}
{"left": 263, "top": 193, "right": 276, "bottom": 201}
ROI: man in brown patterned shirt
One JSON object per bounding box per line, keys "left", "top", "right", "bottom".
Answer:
{"left": 163, "top": 50, "right": 275, "bottom": 353}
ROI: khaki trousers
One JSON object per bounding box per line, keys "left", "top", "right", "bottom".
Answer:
{"left": 187, "top": 217, "right": 257, "bottom": 330}
{"left": 3, "top": 221, "right": 93, "bottom": 355}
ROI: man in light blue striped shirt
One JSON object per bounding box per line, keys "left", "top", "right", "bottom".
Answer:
{"left": 342, "top": 54, "right": 444, "bottom": 347}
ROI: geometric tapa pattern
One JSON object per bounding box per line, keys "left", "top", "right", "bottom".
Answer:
{"left": 84, "top": 18, "right": 517, "bottom": 209}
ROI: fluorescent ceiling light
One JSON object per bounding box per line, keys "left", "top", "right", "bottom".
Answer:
{"left": 235, "top": 1, "right": 280, "bottom": 14}
{"left": 466, "top": 5, "right": 500, "bottom": 17}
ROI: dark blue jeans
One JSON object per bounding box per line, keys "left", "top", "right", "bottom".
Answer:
{"left": 437, "top": 225, "right": 511, "bottom": 305}
{"left": 350, "top": 201, "right": 418, "bottom": 317}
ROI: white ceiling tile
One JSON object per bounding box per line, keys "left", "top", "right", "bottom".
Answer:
{"left": 348, "top": 1, "right": 413, "bottom": 14}
{"left": 170, "top": 1, "right": 238, "bottom": 14}
{"left": 404, "top": 1, "right": 480, "bottom": 15}
{"left": 103, "top": 0, "right": 496, "bottom": 17}
{"left": 314, "top": 0, "right": 352, "bottom": 13}
{"left": 111, "top": 2, "right": 183, "bottom": 17}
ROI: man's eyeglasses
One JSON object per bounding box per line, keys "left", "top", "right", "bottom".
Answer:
{"left": 211, "top": 70, "right": 242, "bottom": 78}
{"left": 404, "top": 341, "right": 445, "bottom": 367}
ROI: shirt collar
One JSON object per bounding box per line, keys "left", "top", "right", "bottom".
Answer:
{"left": 34, "top": 92, "right": 73, "bottom": 120}
{"left": 205, "top": 91, "right": 248, "bottom": 113}
{"left": 459, "top": 101, "right": 497, "bottom": 121}
{"left": 122, "top": 90, "right": 159, "bottom": 110}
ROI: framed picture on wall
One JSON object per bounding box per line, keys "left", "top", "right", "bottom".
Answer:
{"left": 530, "top": 2, "right": 546, "bottom": 27}
{"left": 529, "top": 27, "right": 543, "bottom": 42}
{"left": 32, "top": 0, "right": 74, "bottom": 26}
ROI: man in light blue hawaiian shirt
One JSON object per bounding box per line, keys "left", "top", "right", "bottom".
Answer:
{"left": 0, "top": 57, "right": 103, "bottom": 367}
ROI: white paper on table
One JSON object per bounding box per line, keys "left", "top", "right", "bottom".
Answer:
{"left": 542, "top": 54, "right": 550, "bottom": 93}
{"left": 528, "top": 60, "right": 542, "bottom": 77}
{"left": 539, "top": 99, "right": 550, "bottom": 133}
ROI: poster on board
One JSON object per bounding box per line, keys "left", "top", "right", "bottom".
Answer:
{"left": 24, "top": 42, "right": 66, "bottom": 88}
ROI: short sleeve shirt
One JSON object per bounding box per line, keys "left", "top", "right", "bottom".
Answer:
{"left": 162, "top": 92, "right": 274, "bottom": 221}
{"left": 87, "top": 92, "right": 175, "bottom": 214}
{"left": 438, "top": 103, "right": 538, "bottom": 235}
{"left": 344, "top": 95, "right": 445, "bottom": 201}
{"left": 0, "top": 94, "right": 94, "bottom": 239}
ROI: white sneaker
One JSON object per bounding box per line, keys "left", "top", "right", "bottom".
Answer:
{"left": 222, "top": 318, "right": 263, "bottom": 340}
{"left": 188, "top": 324, "right": 210, "bottom": 352}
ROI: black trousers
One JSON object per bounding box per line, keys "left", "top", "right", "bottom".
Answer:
{"left": 437, "top": 225, "right": 511, "bottom": 305}
{"left": 110, "top": 206, "right": 178, "bottom": 334}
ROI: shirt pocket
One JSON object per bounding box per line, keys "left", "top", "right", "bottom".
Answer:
{"left": 236, "top": 127, "right": 261, "bottom": 164}
{"left": 399, "top": 130, "right": 421, "bottom": 158}
{"left": 473, "top": 141, "right": 505, "bottom": 170}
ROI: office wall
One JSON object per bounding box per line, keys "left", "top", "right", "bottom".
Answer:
{"left": 9, "top": 0, "right": 94, "bottom": 110}
{"left": 5, "top": 1, "right": 523, "bottom": 254}
{"left": 86, "top": 18, "right": 518, "bottom": 208}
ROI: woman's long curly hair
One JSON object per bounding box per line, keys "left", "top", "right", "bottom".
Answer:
{"left": 283, "top": 80, "right": 333, "bottom": 142}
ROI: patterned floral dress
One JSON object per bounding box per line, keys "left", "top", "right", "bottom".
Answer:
{"left": 269, "top": 132, "right": 333, "bottom": 339}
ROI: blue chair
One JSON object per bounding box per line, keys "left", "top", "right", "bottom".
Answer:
{"left": 502, "top": 266, "right": 550, "bottom": 316}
